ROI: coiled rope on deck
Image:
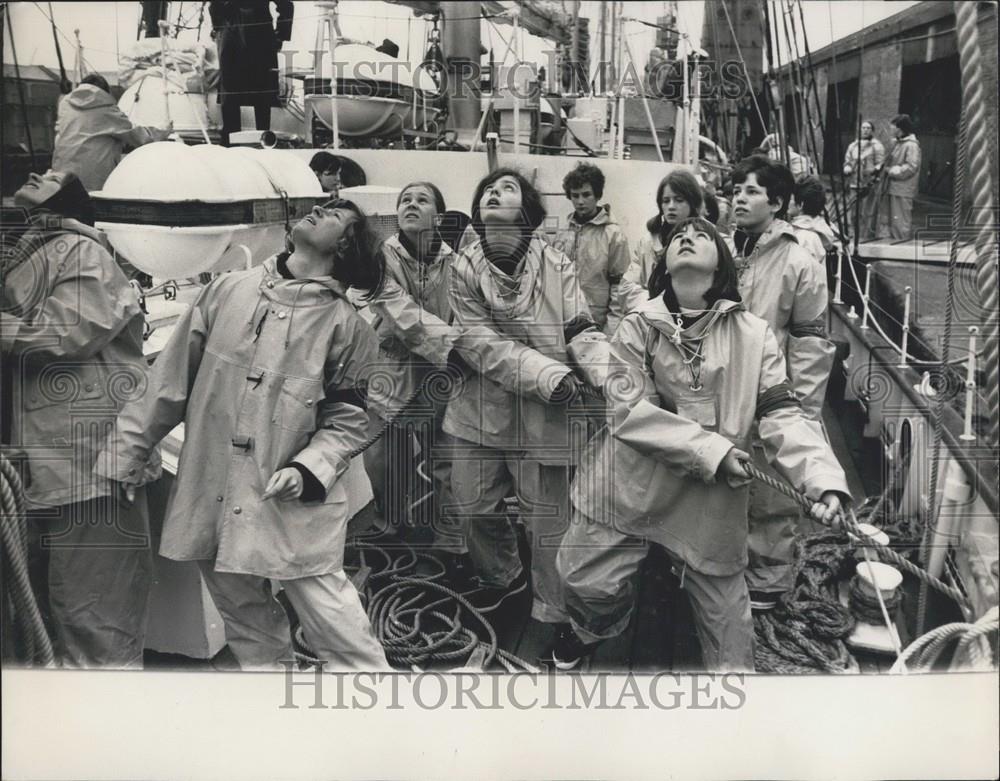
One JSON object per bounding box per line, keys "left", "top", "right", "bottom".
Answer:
{"left": 753, "top": 531, "right": 858, "bottom": 673}
{"left": 292, "top": 538, "right": 540, "bottom": 673}
{"left": 0, "top": 452, "right": 55, "bottom": 666}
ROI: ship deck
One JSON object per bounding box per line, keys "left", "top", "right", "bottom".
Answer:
{"left": 145, "top": 399, "right": 916, "bottom": 675}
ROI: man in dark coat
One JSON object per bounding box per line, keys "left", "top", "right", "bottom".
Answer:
{"left": 209, "top": 0, "right": 294, "bottom": 145}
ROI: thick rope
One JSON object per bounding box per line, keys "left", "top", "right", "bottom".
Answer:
{"left": 740, "top": 460, "right": 972, "bottom": 611}
{"left": 848, "top": 576, "right": 903, "bottom": 626}
{"left": 753, "top": 531, "right": 858, "bottom": 673}
{"left": 954, "top": 1, "right": 1000, "bottom": 450}
{"left": 288, "top": 537, "right": 540, "bottom": 673}
{"left": 889, "top": 606, "right": 998, "bottom": 673}
{"left": 920, "top": 107, "right": 968, "bottom": 635}
{"left": 0, "top": 453, "right": 55, "bottom": 666}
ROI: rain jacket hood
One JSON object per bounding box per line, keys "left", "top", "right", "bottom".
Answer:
{"left": 65, "top": 83, "right": 118, "bottom": 111}
{"left": 51, "top": 84, "right": 166, "bottom": 191}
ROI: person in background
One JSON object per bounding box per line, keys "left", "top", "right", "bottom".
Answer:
{"left": 553, "top": 219, "right": 849, "bottom": 671}
{"left": 1, "top": 171, "right": 153, "bottom": 667}
{"left": 362, "top": 182, "right": 471, "bottom": 583}
{"left": 787, "top": 176, "right": 839, "bottom": 264}
{"left": 842, "top": 119, "right": 885, "bottom": 240}
{"left": 730, "top": 155, "right": 835, "bottom": 611}
{"left": 309, "top": 152, "right": 342, "bottom": 198}
{"left": 759, "top": 133, "right": 814, "bottom": 178}
{"left": 619, "top": 169, "right": 703, "bottom": 314}
{"left": 96, "top": 199, "right": 390, "bottom": 670}
{"left": 209, "top": 0, "right": 294, "bottom": 147}
{"left": 551, "top": 163, "right": 631, "bottom": 335}
{"left": 50, "top": 73, "right": 170, "bottom": 191}
{"left": 876, "top": 114, "right": 922, "bottom": 240}
{"left": 445, "top": 167, "right": 609, "bottom": 627}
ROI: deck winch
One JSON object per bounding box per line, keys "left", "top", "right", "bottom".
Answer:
{"left": 93, "top": 142, "right": 325, "bottom": 278}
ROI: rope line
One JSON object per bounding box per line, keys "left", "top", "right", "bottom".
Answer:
{"left": 0, "top": 453, "right": 56, "bottom": 667}
{"left": 953, "top": 1, "right": 1000, "bottom": 450}
{"left": 740, "top": 460, "right": 972, "bottom": 612}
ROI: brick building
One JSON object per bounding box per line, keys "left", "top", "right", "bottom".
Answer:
{"left": 777, "top": 0, "right": 998, "bottom": 201}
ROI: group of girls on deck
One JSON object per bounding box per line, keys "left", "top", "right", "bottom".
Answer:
{"left": 358, "top": 159, "right": 848, "bottom": 671}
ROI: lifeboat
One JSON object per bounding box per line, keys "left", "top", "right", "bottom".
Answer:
{"left": 305, "top": 43, "right": 443, "bottom": 137}
{"left": 92, "top": 142, "right": 323, "bottom": 279}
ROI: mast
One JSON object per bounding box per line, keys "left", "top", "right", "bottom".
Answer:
{"left": 598, "top": 0, "right": 607, "bottom": 93}
{"left": 440, "top": 0, "right": 481, "bottom": 145}
{"left": 700, "top": 0, "right": 765, "bottom": 154}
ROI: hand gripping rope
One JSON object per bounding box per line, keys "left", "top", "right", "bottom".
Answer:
{"left": 739, "top": 459, "right": 972, "bottom": 613}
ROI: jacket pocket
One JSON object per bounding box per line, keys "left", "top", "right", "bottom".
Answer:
{"left": 272, "top": 377, "right": 323, "bottom": 432}
{"left": 23, "top": 363, "right": 108, "bottom": 411}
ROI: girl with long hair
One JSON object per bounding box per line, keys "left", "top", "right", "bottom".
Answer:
{"left": 444, "top": 167, "right": 608, "bottom": 624}
{"left": 618, "top": 169, "right": 704, "bottom": 315}
{"left": 553, "top": 218, "right": 849, "bottom": 671}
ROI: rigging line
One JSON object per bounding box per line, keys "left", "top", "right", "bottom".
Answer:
{"left": 825, "top": 0, "right": 857, "bottom": 247}
{"left": 763, "top": 0, "right": 788, "bottom": 164}
{"left": 777, "top": 0, "right": 806, "bottom": 160}
{"left": 32, "top": 2, "right": 98, "bottom": 76}
{"left": 46, "top": 0, "right": 70, "bottom": 92}
{"left": 953, "top": 0, "right": 1000, "bottom": 449}
{"left": 5, "top": 3, "right": 37, "bottom": 171}
{"left": 791, "top": 0, "right": 849, "bottom": 240}
{"left": 786, "top": 0, "right": 820, "bottom": 171}
{"left": 922, "top": 106, "right": 968, "bottom": 636}
{"left": 706, "top": 1, "right": 732, "bottom": 154}
{"left": 719, "top": 0, "right": 767, "bottom": 134}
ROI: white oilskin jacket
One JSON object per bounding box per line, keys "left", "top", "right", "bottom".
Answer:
{"left": 550, "top": 206, "right": 631, "bottom": 334}
{"left": 445, "top": 232, "right": 608, "bottom": 463}
{"left": 96, "top": 257, "right": 377, "bottom": 579}
{"left": 618, "top": 231, "right": 664, "bottom": 317}
{"left": 571, "top": 294, "right": 850, "bottom": 576}
{"left": 1, "top": 216, "right": 152, "bottom": 508}
{"left": 366, "top": 233, "right": 460, "bottom": 419}
{"left": 731, "top": 219, "right": 835, "bottom": 419}
{"left": 51, "top": 84, "right": 167, "bottom": 191}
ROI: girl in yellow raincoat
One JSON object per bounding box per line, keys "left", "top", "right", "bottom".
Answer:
{"left": 555, "top": 218, "right": 850, "bottom": 671}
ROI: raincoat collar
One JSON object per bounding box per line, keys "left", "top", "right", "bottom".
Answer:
{"left": 469, "top": 232, "right": 547, "bottom": 314}
{"left": 395, "top": 228, "right": 444, "bottom": 265}
{"left": 734, "top": 218, "right": 798, "bottom": 258}
{"left": 259, "top": 254, "right": 349, "bottom": 304}
{"left": 637, "top": 293, "right": 742, "bottom": 342}
{"left": 792, "top": 214, "right": 837, "bottom": 243}
{"left": 64, "top": 84, "right": 117, "bottom": 110}
{"left": 387, "top": 232, "right": 450, "bottom": 268}
{"left": 568, "top": 204, "right": 611, "bottom": 227}
{"left": 3, "top": 213, "right": 104, "bottom": 277}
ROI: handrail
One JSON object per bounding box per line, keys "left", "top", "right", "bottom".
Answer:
{"left": 832, "top": 302, "right": 999, "bottom": 516}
